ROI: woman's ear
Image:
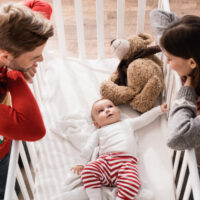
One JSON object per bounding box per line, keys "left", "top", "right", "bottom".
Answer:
{"left": 188, "top": 58, "right": 197, "bottom": 69}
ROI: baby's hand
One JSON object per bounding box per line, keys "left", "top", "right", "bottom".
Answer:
{"left": 160, "top": 103, "right": 168, "bottom": 112}
{"left": 71, "top": 165, "right": 84, "bottom": 175}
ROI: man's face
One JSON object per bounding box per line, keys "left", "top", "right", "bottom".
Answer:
{"left": 8, "top": 43, "right": 46, "bottom": 72}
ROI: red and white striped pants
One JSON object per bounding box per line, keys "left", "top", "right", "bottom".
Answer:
{"left": 81, "top": 152, "right": 140, "bottom": 200}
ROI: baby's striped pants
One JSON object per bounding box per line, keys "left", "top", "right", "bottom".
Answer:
{"left": 81, "top": 152, "right": 140, "bottom": 200}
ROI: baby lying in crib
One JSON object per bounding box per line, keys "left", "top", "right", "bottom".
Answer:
{"left": 71, "top": 98, "right": 167, "bottom": 200}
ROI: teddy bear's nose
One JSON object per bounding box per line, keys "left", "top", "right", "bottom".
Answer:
{"left": 110, "top": 39, "right": 116, "bottom": 46}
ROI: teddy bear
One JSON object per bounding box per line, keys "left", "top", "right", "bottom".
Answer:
{"left": 100, "top": 33, "right": 164, "bottom": 113}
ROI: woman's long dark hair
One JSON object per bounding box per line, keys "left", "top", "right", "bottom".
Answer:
{"left": 160, "top": 15, "right": 200, "bottom": 96}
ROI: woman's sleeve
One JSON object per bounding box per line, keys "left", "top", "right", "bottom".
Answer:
{"left": 0, "top": 71, "right": 46, "bottom": 141}
{"left": 127, "top": 106, "right": 163, "bottom": 130}
{"left": 167, "top": 86, "right": 200, "bottom": 150}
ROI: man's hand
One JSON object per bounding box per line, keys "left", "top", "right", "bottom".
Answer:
{"left": 23, "top": 66, "right": 37, "bottom": 84}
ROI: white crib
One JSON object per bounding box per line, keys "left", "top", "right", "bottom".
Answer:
{"left": 4, "top": 0, "right": 200, "bottom": 200}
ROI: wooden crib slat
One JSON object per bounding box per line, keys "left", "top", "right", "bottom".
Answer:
{"left": 136, "top": 0, "right": 146, "bottom": 34}
{"left": 176, "top": 151, "right": 187, "bottom": 199}
{"left": 13, "top": 191, "right": 19, "bottom": 200}
{"left": 173, "top": 150, "right": 181, "bottom": 177}
{"left": 186, "top": 150, "right": 200, "bottom": 199}
{"left": 117, "top": 0, "right": 125, "bottom": 38}
{"left": 183, "top": 177, "right": 192, "bottom": 200}
{"left": 26, "top": 142, "right": 37, "bottom": 175}
{"left": 4, "top": 141, "right": 21, "bottom": 200}
{"left": 158, "top": 0, "right": 170, "bottom": 12}
{"left": 19, "top": 144, "right": 35, "bottom": 195}
{"left": 74, "top": 0, "right": 86, "bottom": 59}
{"left": 163, "top": 59, "right": 175, "bottom": 110}
{"left": 96, "top": 0, "right": 104, "bottom": 59}
{"left": 16, "top": 165, "right": 30, "bottom": 200}
{"left": 52, "top": 0, "right": 67, "bottom": 58}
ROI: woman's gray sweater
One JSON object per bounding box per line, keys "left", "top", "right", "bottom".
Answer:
{"left": 168, "top": 86, "right": 200, "bottom": 165}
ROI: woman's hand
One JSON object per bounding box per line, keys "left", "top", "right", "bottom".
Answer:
{"left": 184, "top": 76, "right": 192, "bottom": 87}
{"left": 71, "top": 165, "right": 84, "bottom": 175}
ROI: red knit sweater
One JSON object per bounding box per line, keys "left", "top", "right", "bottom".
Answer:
{"left": 0, "top": 71, "right": 46, "bottom": 159}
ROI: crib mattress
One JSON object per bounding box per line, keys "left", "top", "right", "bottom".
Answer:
{"left": 32, "top": 50, "right": 175, "bottom": 200}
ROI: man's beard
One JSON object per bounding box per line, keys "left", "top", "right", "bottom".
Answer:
{"left": 8, "top": 59, "right": 29, "bottom": 72}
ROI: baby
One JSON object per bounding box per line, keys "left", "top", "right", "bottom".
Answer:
{"left": 71, "top": 98, "right": 167, "bottom": 200}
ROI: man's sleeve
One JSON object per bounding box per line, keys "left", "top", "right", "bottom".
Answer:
{"left": 0, "top": 71, "right": 46, "bottom": 141}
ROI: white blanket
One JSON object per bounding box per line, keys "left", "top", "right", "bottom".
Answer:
{"left": 32, "top": 50, "right": 175, "bottom": 200}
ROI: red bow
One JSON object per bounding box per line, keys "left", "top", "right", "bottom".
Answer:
{"left": 24, "top": 0, "right": 52, "bottom": 20}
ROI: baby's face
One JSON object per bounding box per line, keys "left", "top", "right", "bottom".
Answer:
{"left": 92, "top": 99, "right": 120, "bottom": 128}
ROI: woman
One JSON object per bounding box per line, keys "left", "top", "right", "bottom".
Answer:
{"left": 159, "top": 15, "right": 200, "bottom": 165}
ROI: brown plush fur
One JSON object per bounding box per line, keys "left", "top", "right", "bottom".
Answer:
{"left": 100, "top": 33, "right": 164, "bottom": 113}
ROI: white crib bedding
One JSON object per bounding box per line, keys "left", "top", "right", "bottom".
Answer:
{"left": 33, "top": 51, "right": 175, "bottom": 200}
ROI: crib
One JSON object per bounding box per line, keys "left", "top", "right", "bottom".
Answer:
{"left": 4, "top": 0, "right": 200, "bottom": 200}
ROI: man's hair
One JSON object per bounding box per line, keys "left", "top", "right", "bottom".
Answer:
{"left": 0, "top": 3, "right": 54, "bottom": 57}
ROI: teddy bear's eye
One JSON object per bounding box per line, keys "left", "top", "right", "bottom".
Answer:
{"left": 114, "top": 41, "right": 121, "bottom": 50}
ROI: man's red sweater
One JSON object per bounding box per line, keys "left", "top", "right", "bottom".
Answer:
{"left": 0, "top": 71, "right": 46, "bottom": 159}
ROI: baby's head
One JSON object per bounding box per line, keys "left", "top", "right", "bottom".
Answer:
{"left": 91, "top": 98, "right": 121, "bottom": 128}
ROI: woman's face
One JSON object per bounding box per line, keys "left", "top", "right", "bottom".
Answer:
{"left": 164, "top": 50, "right": 194, "bottom": 77}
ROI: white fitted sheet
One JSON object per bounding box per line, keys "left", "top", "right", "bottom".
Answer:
{"left": 32, "top": 51, "right": 175, "bottom": 200}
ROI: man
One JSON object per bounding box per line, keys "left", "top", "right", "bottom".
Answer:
{"left": 0, "top": 1, "right": 54, "bottom": 199}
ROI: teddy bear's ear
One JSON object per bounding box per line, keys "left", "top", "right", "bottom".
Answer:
{"left": 138, "top": 33, "right": 153, "bottom": 45}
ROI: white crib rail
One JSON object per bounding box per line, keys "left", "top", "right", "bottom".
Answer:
{"left": 136, "top": 0, "right": 146, "bottom": 34}
{"left": 117, "top": 0, "right": 125, "bottom": 38}
{"left": 52, "top": 0, "right": 67, "bottom": 58}
{"left": 4, "top": 0, "right": 200, "bottom": 200}
{"left": 4, "top": 141, "right": 20, "bottom": 200}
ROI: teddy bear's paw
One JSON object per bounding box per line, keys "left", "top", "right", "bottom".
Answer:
{"left": 130, "top": 99, "right": 154, "bottom": 113}
{"left": 100, "top": 80, "right": 135, "bottom": 105}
